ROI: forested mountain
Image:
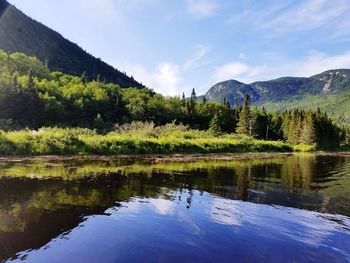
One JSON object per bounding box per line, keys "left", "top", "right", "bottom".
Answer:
{"left": 261, "top": 90, "right": 350, "bottom": 125}
{"left": 205, "top": 69, "right": 350, "bottom": 124}
{"left": 206, "top": 69, "right": 350, "bottom": 103}
{"left": 0, "top": 0, "right": 142, "bottom": 87}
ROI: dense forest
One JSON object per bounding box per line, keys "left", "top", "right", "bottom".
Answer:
{"left": 0, "top": 50, "right": 349, "bottom": 148}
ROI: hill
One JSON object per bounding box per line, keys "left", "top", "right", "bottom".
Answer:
{"left": 0, "top": 0, "right": 142, "bottom": 87}
{"left": 205, "top": 69, "right": 350, "bottom": 124}
{"left": 260, "top": 90, "right": 350, "bottom": 125}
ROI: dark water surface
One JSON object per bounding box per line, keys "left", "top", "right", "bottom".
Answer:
{"left": 0, "top": 153, "right": 350, "bottom": 262}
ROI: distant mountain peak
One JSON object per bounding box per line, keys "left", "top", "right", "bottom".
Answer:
{"left": 205, "top": 68, "right": 350, "bottom": 104}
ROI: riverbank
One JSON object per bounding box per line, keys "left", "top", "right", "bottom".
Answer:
{"left": 1, "top": 127, "right": 348, "bottom": 156}
{"left": 0, "top": 127, "right": 293, "bottom": 155}
{"left": 0, "top": 152, "right": 294, "bottom": 163}
{"left": 1, "top": 151, "right": 349, "bottom": 164}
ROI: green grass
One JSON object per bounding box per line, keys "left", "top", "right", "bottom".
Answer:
{"left": 293, "top": 145, "right": 317, "bottom": 152}
{"left": 0, "top": 123, "right": 293, "bottom": 155}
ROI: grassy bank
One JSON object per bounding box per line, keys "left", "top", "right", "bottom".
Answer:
{"left": 0, "top": 123, "right": 293, "bottom": 155}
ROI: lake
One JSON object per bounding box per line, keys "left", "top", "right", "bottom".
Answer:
{"left": 0, "top": 153, "right": 350, "bottom": 262}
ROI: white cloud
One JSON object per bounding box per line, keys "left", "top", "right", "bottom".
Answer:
{"left": 183, "top": 44, "right": 211, "bottom": 71}
{"left": 154, "top": 63, "right": 182, "bottom": 96}
{"left": 259, "top": 51, "right": 350, "bottom": 80}
{"left": 117, "top": 43, "right": 212, "bottom": 96}
{"left": 263, "top": 0, "right": 350, "bottom": 34}
{"left": 186, "top": 0, "right": 218, "bottom": 19}
{"left": 118, "top": 62, "right": 183, "bottom": 96}
{"left": 211, "top": 50, "right": 350, "bottom": 84}
{"left": 213, "top": 61, "right": 265, "bottom": 83}
{"left": 290, "top": 51, "right": 350, "bottom": 76}
{"left": 228, "top": 0, "right": 350, "bottom": 38}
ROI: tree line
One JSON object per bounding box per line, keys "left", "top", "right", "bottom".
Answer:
{"left": 0, "top": 50, "right": 348, "bottom": 147}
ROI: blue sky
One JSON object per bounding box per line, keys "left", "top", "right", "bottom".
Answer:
{"left": 8, "top": 0, "right": 350, "bottom": 96}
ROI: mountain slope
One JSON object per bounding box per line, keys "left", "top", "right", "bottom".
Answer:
{"left": 261, "top": 90, "right": 350, "bottom": 124}
{"left": 0, "top": 1, "right": 142, "bottom": 87}
{"left": 205, "top": 69, "right": 350, "bottom": 124}
{"left": 206, "top": 69, "right": 350, "bottom": 104}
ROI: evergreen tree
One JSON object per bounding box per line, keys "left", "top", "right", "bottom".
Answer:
{"left": 181, "top": 92, "right": 186, "bottom": 106}
{"left": 251, "top": 107, "right": 269, "bottom": 139}
{"left": 191, "top": 88, "right": 196, "bottom": 104}
{"left": 209, "top": 112, "right": 221, "bottom": 133}
{"left": 187, "top": 88, "right": 196, "bottom": 115}
{"left": 232, "top": 98, "right": 240, "bottom": 132}
{"left": 300, "top": 112, "right": 317, "bottom": 145}
{"left": 269, "top": 111, "right": 283, "bottom": 140}
{"left": 236, "top": 95, "right": 251, "bottom": 135}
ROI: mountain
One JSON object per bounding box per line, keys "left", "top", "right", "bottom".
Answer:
{"left": 0, "top": 0, "right": 142, "bottom": 88}
{"left": 205, "top": 69, "right": 350, "bottom": 124}
{"left": 206, "top": 69, "right": 350, "bottom": 104}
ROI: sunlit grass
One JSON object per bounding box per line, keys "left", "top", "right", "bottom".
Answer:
{"left": 0, "top": 123, "right": 294, "bottom": 155}
{"left": 293, "top": 145, "right": 317, "bottom": 152}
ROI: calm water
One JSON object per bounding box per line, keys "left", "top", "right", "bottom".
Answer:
{"left": 0, "top": 154, "right": 350, "bottom": 262}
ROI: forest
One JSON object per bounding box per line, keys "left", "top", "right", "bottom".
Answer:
{"left": 0, "top": 50, "right": 349, "bottom": 152}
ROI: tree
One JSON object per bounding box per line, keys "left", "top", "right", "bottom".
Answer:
{"left": 232, "top": 98, "right": 240, "bottom": 132}
{"left": 269, "top": 111, "right": 283, "bottom": 140}
{"left": 300, "top": 112, "right": 317, "bottom": 145}
{"left": 186, "top": 89, "right": 197, "bottom": 126}
{"left": 236, "top": 95, "right": 251, "bottom": 135}
{"left": 181, "top": 92, "right": 186, "bottom": 107}
{"left": 209, "top": 113, "right": 221, "bottom": 133}
{"left": 251, "top": 107, "right": 269, "bottom": 139}
{"left": 187, "top": 88, "right": 196, "bottom": 114}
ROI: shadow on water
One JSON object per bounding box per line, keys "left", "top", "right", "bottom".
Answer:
{"left": 0, "top": 154, "right": 349, "bottom": 261}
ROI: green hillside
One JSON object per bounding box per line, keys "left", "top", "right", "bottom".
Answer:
{"left": 205, "top": 69, "right": 350, "bottom": 124}
{"left": 260, "top": 90, "right": 350, "bottom": 124}
{"left": 0, "top": 1, "right": 142, "bottom": 87}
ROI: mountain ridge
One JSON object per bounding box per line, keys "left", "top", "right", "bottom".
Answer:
{"left": 205, "top": 69, "right": 350, "bottom": 104}
{"left": 0, "top": 0, "right": 143, "bottom": 87}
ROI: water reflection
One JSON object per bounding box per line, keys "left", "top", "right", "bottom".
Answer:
{"left": 0, "top": 154, "right": 349, "bottom": 262}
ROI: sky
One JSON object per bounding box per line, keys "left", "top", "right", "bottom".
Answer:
{"left": 8, "top": 0, "right": 350, "bottom": 96}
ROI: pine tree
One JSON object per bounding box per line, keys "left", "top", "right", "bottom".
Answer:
{"left": 209, "top": 112, "right": 221, "bottom": 133}
{"left": 269, "top": 111, "right": 283, "bottom": 140}
{"left": 236, "top": 95, "right": 251, "bottom": 135}
{"left": 233, "top": 98, "right": 240, "bottom": 132}
{"left": 181, "top": 92, "right": 186, "bottom": 107}
{"left": 287, "top": 110, "right": 302, "bottom": 144}
{"left": 251, "top": 108, "right": 268, "bottom": 139}
{"left": 300, "top": 112, "right": 317, "bottom": 145}
{"left": 187, "top": 88, "right": 196, "bottom": 115}
{"left": 191, "top": 88, "right": 196, "bottom": 104}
